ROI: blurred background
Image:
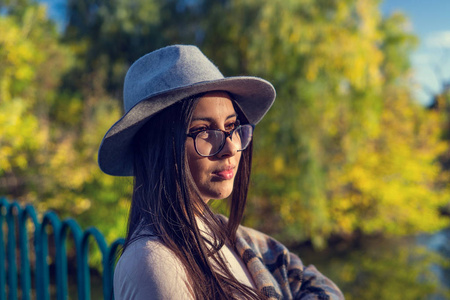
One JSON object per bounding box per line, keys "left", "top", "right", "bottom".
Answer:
{"left": 1, "top": 0, "right": 449, "bottom": 298}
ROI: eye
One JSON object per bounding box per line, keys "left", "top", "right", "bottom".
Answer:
{"left": 225, "top": 121, "right": 239, "bottom": 131}
{"left": 189, "top": 126, "right": 208, "bottom": 135}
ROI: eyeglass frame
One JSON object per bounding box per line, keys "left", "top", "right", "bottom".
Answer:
{"left": 186, "top": 124, "right": 255, "bottom": 157}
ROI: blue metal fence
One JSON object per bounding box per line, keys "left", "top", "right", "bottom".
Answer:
{"left": 0, "top": 198, "right": 124, "bottom": 300}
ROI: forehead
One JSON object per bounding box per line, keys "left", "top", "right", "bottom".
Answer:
{"left": 192, "top": 91, "right": 236, "bottom": 118}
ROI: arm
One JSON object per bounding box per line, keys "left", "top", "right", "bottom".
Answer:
{"left": 288, "top": 252, "right": 344, "bottom": 300}
{"left": 233, "top": 221, "right": 344, "bottom": 300}
{"left": 114, "top": 237, "right": 193, "bottom": 300}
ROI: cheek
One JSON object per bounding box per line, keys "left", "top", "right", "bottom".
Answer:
{"left": 185, "top": 141, "right": 243, "bottom": 201}
{"left": 186, "top": 141, "right": 205, "bottom": 180}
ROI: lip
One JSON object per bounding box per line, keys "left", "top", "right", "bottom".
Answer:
{"left": 212, "top": 165, "right": 235, "bottom": 180}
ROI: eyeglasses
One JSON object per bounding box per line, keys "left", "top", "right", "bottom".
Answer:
{"left": 187, "top": 124, "right": 254, "bottom": 157}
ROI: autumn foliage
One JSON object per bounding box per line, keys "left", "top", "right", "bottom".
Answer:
{"left": 1, "top": 0, "right": 449, "bottom": 247}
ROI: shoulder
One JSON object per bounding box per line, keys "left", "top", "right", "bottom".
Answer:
{"left": 114, "top": 236, "right": 193, "bottom": 300}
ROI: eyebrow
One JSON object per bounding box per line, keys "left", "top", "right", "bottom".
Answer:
{"left": 191, "top": 113, "right": 238, "bottom": 123}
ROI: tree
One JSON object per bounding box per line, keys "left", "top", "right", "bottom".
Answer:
{"left": 0, "top": 3, "right": 69, "bottom": 197}
{"left": 63, "top": 0, "right": 163, "bottom": 97}
{"left": 2, "top": 0, "right": 448, "bottom": 249}
{"left": 195, "top": 0, "right": 449, "bottom": 246}
{"left": 0, "top": 1, "right": 131, "bottom": 243}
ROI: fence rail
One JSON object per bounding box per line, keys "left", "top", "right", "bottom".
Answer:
{"left": 0, "top": 198, "right": 124, "bottom": 300}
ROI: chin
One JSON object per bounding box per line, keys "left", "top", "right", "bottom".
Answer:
{"left": 202, "top": 187, "right": 234, "bottom": 202}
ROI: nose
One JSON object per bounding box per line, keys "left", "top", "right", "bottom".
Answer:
{"left": 216, "top": 136, "right": 238, "bottom": 158}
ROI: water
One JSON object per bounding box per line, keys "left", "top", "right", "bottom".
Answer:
{"left": 294, "top": 229, "right": 450, "bottom": 299}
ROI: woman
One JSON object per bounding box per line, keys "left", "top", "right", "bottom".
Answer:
{"left": 98, "top": 45, "right": 344, "bottom": 299}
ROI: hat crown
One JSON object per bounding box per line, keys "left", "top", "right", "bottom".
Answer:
{"left": 123, "top": 45, "right": 224, "bottom": 112}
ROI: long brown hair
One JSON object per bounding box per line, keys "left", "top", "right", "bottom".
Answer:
{"left": 123, "top": 94, "right": 265, "bottom": 299}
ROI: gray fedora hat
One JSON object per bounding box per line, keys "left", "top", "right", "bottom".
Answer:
{"left": 98, "top": 45, "right": 276, "bottom": 176}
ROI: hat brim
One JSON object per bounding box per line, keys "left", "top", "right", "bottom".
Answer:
{"left": 98, "top": 76, "right": 275, "bottom": 176}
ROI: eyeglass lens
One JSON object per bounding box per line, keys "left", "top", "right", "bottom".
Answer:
{"left": 195, "top": 125, "right": 253, "bottom": 156}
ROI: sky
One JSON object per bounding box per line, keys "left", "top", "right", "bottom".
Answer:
{"left": 381, "top": 0, "right": 450, "bottom": 105}
{"left": 38, "top": 0, "right": 450, "bottom": 105}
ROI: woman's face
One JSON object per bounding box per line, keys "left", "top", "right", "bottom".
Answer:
{"left": 186, "top": 92, "right": 242, "bottom": 203}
